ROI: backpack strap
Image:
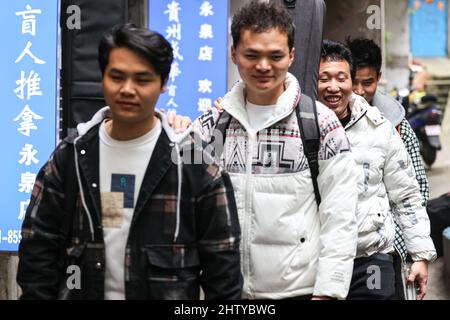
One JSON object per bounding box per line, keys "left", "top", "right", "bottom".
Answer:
{"left": 296, "top": 93, "right": 321, "bottom": 206}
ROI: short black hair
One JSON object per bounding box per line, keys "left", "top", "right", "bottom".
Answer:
{"left": 231, "top": 0, "right": 295, "bottom": 51}
{"left": 346, "top": 37, "right": 382, "bottom": 75}
{"left": 98, "top": 23, "right": 173, "bottom": 85}
{"left": 321, "top": 39, "right": 355, "bottom": 80}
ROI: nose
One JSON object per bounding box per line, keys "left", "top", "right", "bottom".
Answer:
{"left": 256, "top": 57, "right": 271, "bottom": 72}
{"left": 120, "top": 79, "right": 136, "bottom": 96}
{"left": 327, "top": 78, "right": 340, "bottom": 93}
{"left": 353, "top": 83, "right": 364, "bottom": 96}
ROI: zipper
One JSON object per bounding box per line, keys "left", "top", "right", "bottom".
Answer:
{"left": 345, "top": 109, "right": 367, "bottom": 131}
{"left": 242, "top": 130, "right": 256, "bottom": 298}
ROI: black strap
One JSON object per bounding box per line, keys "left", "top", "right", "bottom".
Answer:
{"left": 296, "top": 94, "right": 321, "bottom": 206}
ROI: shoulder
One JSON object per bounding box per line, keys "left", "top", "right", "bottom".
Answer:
{"left": 313, "top": 101, "right": 352, "bottom": 158}
{"left": 315, "top": 101, "right": 342, "bottom": 127}
{"left": 314, "top": 101, "right": 346, "bottom": 136}
{"left": 399, "top": 118, "right": 414, "bottom": 136}
{"left": 195, "top": 108, "right": 222, "bottom": 131}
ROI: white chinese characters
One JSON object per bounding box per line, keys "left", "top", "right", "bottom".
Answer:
{"left": 15, "top": 5, "right": 42, "bottom": 36}
{"left": 13, "top": 4, "right": 45, "bottom": 222}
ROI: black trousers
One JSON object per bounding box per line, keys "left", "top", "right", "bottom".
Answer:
{"left": 347, "top": 253, "right": 396, "bottom": 300}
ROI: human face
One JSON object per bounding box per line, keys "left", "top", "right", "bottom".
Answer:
{"left": 318, "top": 59, "right": 353, "bottom": 120}
{"left": 231, "top": 28, "right": 295, "bottom": 105}
{"left": 353, "top": 66, "right": 380, "bottom": 104}
{"left": 102, "top": 47, "right": 166, "bottom": 137}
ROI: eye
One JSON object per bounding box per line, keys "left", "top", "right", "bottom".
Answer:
{"left": 271, "top": 55, "right": 284, "bottom": 61}
{"left": 137, "top": 78, "right": 151, "bottom": 84}
{"left": 244, "top": 54, "right": 257, "bottom": 59}
{"left": 109, "top": 74, "right": 123, "bottom": 82}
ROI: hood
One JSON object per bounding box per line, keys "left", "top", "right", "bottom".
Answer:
{"left": 220, "top": 72, "right": 301, "bottom": 131}
{"left": 75, "top": 106, "right": 192, "bottom": 143}
{"left": 371, "top": 90, "right": 405, "bottom": 127}
{"left": 347, "top": 93, "right": 387, "bottom": 128}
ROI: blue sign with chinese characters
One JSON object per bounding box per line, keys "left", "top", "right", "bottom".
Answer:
{"left": 0, "top": 1, "right": 58, "bottom": 251}
{"left": 149, "top": 0, "right": 229, "bottom": 120}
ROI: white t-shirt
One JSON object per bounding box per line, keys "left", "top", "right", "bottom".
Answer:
{"left": 245, "top": 101, "right": 276, "bottom": 132}
{"left": 99, "top": 119, "right": 161, "bottom": 300}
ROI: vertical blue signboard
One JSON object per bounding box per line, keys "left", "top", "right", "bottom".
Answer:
{"left": 149, "top": 0, "right": 229, "bottom": 120}
{"left": 410, "top": 0, "right": 448, "bottom": 57}
{"left": 0, "top": 1, "right": 58, "bottom": 251}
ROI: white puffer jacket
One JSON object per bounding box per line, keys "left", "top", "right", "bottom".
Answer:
{"left": 346, "top": 93, "right": 436, "bottom": 261}
{"left": 195, "top": 73, "right": 358, "bottom": 299}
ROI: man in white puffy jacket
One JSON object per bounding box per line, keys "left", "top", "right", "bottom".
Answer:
{"left": 192, "top": 1, "right": 358, "bottom": 300}
{"left": 318, "top": 40, "right": 436, "bottom": 300}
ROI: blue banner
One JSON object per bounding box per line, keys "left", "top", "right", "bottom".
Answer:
{"left": 149, "top": 0, "right": 229, "bottom": 120}
{"left": 0, "top": 0, "right": 59, "bottom": 251}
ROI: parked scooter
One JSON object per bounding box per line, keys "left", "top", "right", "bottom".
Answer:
{"left": 407, "top": 94, "right": 443, "bottom": 168}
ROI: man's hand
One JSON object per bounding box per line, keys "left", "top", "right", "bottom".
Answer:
{"left": 214, "top": 97, "right": 224, "bottom": 112}
{"left": 407, "top": 260, "right": 429, "bottom": 300}
{"left": 165, "top": 109, "right": 192, "bottom": 133}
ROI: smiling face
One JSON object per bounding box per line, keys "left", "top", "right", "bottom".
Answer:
{"left": 353, "top": 66, "right": 380, "bottom": 104}
{"left": 318, "top": 59, "right": 353, "bottom": 119}
{"left": 231, "top": 28, "right": 295, "bottom": 105}
{"left": 102, "top": 47, "right": 166, "bottom": 137}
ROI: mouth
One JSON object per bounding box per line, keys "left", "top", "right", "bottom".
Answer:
{"left": 116, "top": 100, "right": 139, "bottom": 108}
{"left": 253, "top": 75, "right": 273, "bottom": 82}
{"left": 324, "top": 95, "right": 342, "bottom": 108}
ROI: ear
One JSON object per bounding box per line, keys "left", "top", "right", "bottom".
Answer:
{"left": 160, "top": 78, "right": 168, "bottom": 93}
{"left": 377, "top": 71, "right": 382, "bottom": 81}
{"left": 288, "top": 47, "right": 295, "bottom": 67}
{"left": 231, "top": 45, "right": 237, "bottom": 65}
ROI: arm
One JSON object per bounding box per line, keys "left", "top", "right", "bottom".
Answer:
{"left": 195, "top": 162, "right": 242, "bottom": 300}
{"left": 17, "top": 143, "right": 71, "bottom": 299}
{"left": 399, "top": 119, "right": 429, "bottom": 206}
{"left": 383, "top": 126, "right": 436, "bottom": 299}
{"left": 313, "top": 106, "right": 358, "bottom": 299}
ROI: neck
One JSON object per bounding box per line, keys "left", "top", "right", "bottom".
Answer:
{"left": 106, "top": 115, "right": 157, "bottom": 141}
{"left": 337, "top": 107, "right": 352, "bottom": 127}
{"left": 337, "top": 105, "right": 350, "bottom": 120}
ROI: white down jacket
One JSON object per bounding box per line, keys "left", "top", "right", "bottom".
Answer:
{"left": 195, "top": 73, "right": 358, "bottom": 299}
{"left": 345, "top": 93, "right": 436, "bottom": 261}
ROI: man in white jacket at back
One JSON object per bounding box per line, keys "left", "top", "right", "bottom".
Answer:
{"left": 192, "top": 1, "right": 358, "bottom": 300}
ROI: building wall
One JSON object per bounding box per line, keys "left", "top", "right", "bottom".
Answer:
{"left": 227, "top": 0, "right": 252, "bottom": 90}
{"left": 324, "top": 0, "right": 382, "bottom": 45}
{"left": 384, "top": 0, "right": 410, "bottom": 91}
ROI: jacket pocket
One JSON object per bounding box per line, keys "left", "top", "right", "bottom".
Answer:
{"left": 145, "top": 245, "right": 200, "bottom": 299}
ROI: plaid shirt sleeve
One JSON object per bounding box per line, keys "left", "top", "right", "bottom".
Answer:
{"left": 399, "top": 118, "right": 429, "bottom": 206}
